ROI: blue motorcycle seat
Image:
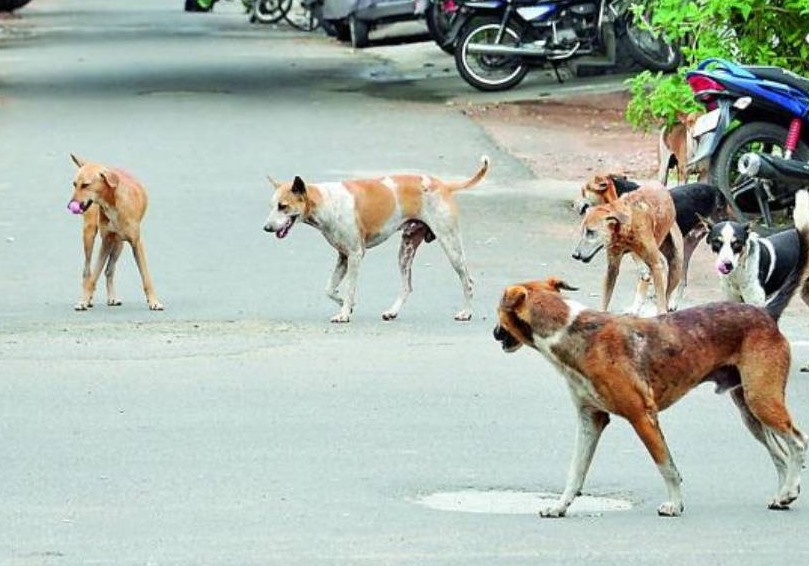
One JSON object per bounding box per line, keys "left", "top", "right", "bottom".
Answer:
{"left": 743, "top": 66, "right": 809, "bottom": 96}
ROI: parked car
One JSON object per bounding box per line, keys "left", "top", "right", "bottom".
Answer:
{"left": 322, "top": 0, "right": 422, "bottom": 48}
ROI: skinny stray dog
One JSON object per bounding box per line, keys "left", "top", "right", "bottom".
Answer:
{"left": 700, "top": 190, "right": 809, "bottom": 321}
{"left": 657, "top": 112, "right": 707, "bottom": 185}
{"left": 67, "top": 154, "right": 163, "bottom": 311}
{"left": 493, "top": 277, "right": 807, "bottom": 517}
{"left": 262, "top": 157, "right": 489, "bottom": 322}
{"left": 572, "top": 184, "right": 683, "bottom": 314}
{"left": 576, "top": 173, "right": 726, "bottom": 306}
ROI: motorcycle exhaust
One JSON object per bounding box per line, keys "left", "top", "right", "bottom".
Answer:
{"left": 465, "top": 43, "right": 549, "bottom": 58}
{"left": 739, "top": 152, "right": 809, "bottom": 184}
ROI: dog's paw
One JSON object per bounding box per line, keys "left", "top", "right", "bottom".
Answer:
{"left": 330, "top": 313, "right": 351, "bottom": 323}
{"left": 769, "top": 487, "right": 800, "bottom": 510}
{"left": 381, "top": 311, "right": 398, "bottom": 321}
{"left": 453, "top": 310, "right": 472, "bottom": 322}
{"left": 657, "top": 501, "right": 684, "bottom": 517}
{"left": 73, "top": 301, "right": 91, "bottom": 311}
{"left": 107, "top": 298, "right": 122, "bottom": 307}
{"left": 148, "top": 301, "right": 164, "bottom": 311}
{"left": 539, "top": 505, "right": 567, "bottom": 518}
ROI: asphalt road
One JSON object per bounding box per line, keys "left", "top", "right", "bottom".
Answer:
{"left": 1, "top": 1, "right": 809, "bottom": 565}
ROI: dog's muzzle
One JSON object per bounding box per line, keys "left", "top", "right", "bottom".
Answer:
{"left": 264, "top": 216, "right": 297, "bottom": 239}
{"left": 572, "top": 243, "right": 601, "bottom": 263}
{"left": 67, "top": 199, "right": 92, "bottom": 215}
{"left": 493, "top": 324, "right": 520, "bottom": 352}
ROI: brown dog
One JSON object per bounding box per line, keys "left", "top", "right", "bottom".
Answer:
{"left": 572, "top": 185, "right": 683, "bottom": 315}
{"left": 493, "top": 277, "right": 807, "bottom": 517}
{"left": 67, "top": 154, "right": 163, "bottom": 311}
{"left": 657, "top": 112, "right": 707, "bottom": 185}
{"left": 573, "top": 172, "right": 664, "bottom": 214}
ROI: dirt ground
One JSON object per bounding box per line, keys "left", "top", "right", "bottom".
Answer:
{"left": 465, "top": 90, "right": 660, "bottom": 182}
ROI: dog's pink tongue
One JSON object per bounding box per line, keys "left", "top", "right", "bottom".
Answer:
{"left": 67, "top": 200, "right": 83, "bottom": 214}
{"left": 715, "top": 260, "right": 731, "bottom": 275}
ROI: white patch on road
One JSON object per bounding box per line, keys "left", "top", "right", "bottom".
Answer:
{"left": 414, "top": 489, "right": 632, "bottom": 515}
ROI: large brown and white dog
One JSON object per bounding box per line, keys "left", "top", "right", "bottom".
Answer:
{"left": 493, "top": 277, "right": 807, "bottom": 517}
{"left": 67, "top": 154, "right": 163, "bottom": 311}
{"left": 262, "top": 157, "right": 489, "bottom": 322}
{"left": 572, "top": 184, "right": 683, "bottom": 315}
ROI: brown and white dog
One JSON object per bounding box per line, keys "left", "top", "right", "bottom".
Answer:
{"left": 67, "top": 154, "right": 163, "bottom": 311}
{"left": 262, "top": 157, "right": 489, "bottom": 322}
{"left": 657, "top": 112, "right": 707, "bottom": 186}
{"left": 572, "top": 184, "right": 683, "bottom": 315}
{"left": 493, "top": 277, "right": 807, "bottom": 517}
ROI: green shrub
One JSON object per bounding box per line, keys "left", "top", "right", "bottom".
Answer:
{"left": 625, "top": 0, "right": 809, "bottom": 131}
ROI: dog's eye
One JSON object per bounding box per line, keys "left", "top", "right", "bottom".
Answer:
{"left": 277, "top": 202, "right": 289, "bottom": 212}
{"left": 731, "top": 242, "right": 744, "bottom": 253}
{"left": 81, "top": 182, "right": 90, "bottom": 189}
{"left": 711, "top": 241, "right": 722, "bottom": 252}
{"left": 585, "top": 228, "right": 596, "bottom": 239}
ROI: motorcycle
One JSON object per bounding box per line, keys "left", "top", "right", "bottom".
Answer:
{"left": 686, "top": 58, "right": 809, "bottom": 224}
{"left": 444, "top": 0, "right": 680, "bottom": 92}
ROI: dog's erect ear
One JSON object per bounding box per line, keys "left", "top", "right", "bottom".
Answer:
{"left": 70, "top": 154, "right": 86, "bottom": 168}
{"left": 545, "top": 277, "right": 579, "bottom": 293}
{"left": 267, "top": 176, "right": 282, "bottom": 189}
{"left": 291, "top": 176, "right": 306, "bottom": 195}
{"left": 100, "top": 170, "right": 119, "bottom": 189}
{"left": 500, "top": 285, "right": 527, "bottom": 311}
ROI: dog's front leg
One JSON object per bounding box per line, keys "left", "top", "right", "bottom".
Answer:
{"left": 75, "top": 232, "right": 114, "bottom": 311}
{"left": 541, "top": 406, "right": 610, "bottom": 518}
{"left": 601, "top": 255, "right": 621, "bottom": 312}
{"left": 648, "top": 251, "right": 670, "bottom": 315}
{"left": 331, "top": 250, "right": 363, "bottom": 323}
{"left": 325, "top": 252, "right": 348, "bottom": 306}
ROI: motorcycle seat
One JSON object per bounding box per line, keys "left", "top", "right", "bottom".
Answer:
{"left": 743, "top": 66, "right": 809, "bottom": 97}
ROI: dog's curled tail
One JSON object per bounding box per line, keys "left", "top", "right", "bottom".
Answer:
{"left": 447, "top": 155, "right": 490, "bottom": 192}
{"left": 766, "top": 189, "right": 809, "bottom": 320}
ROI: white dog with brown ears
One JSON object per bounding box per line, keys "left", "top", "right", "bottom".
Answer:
{"left": 263, "top": 157, "right": 489, "bottom": 322}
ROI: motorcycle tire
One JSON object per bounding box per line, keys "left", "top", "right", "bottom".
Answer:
{"left": 454, "top": 17, "right": 529, "bottom": 92}
{"left": 349, "top": 16, "right": 370, "bottom": 48}
{"left": 620, "top": 11, "right": 681, "bottom": 73}
{"left": 252, "top": 0, "right": 292, "bottom": 24}
{"left": 426, "top": 2, "right": 455, "bottom": 55}
{"left": 711, "top": 121, "right": 809, "bottom": 213}
{"left": 0, "top": 0, "right": 32, "bottom": 11}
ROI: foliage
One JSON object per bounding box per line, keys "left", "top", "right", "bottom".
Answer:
{"left": 625, "top": 0, "right": 809, "bottom": 131}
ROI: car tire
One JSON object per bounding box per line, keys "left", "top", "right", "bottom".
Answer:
{"left": 349, "top": 15, "right": 370, "bottom": 48}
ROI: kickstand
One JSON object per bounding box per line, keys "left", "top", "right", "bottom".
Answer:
{"left": 552, "top": 63, "right": 565, "bottom": 84}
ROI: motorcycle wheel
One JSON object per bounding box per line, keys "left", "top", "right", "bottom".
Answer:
{"left": 711, "top": 121, "right": 809, "bottom": 213}
{"left": 252, "top": 0, "right": 292, "bottom": 24}
{"left": 620, "top": 11, "right": 680, "bottom": 72}
{"left": 426, "top": 1, "right": 456, "bottom": 55}
{"left": 455, "top": 17, "right": 528, "bottom": 92}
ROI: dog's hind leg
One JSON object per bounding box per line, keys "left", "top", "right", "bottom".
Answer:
{"left": 739, "top": 351, "right": 807, "bottom": 509}
{"left": 104, "top": 240, "right": 124, "bottom": 306}
{"left": 730, "top": 388, "right": 788, "bottom": 487}
{"left": 130, "top": 238, "right": 163, "bottom": 311}
{"left": 434, "top": 228, "right": 474, "bottom": 321}
{"left": 541, "top": 407, "right": 610, "bottom": 518}
{"left": 627, "top": 410, "right": 684, "bottom": 516}
{"left": 382, "top": 222, "right": 429, "bottom": 321}
{"left": 325, "top": 252, "right": 348, "bottom": 306}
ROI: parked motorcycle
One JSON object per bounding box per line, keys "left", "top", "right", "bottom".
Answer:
{"left": 686, "top": 58, "right": 809, "bottom": 221}
{"left": 445, "top": 0, "right": 680, "bottom": 92}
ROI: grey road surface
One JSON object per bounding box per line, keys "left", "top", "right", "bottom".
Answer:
{"left": 1, "top": 1, "right": 808, "bottom": 565}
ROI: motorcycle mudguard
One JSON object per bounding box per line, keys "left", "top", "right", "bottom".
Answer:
{"left": 441, "top": 6, "right": 503, "bottom": 47}
{"left": 689, "top": 99, "right": 735, "bottom": 167}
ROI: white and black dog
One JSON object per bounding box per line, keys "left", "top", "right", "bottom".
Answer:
{"left": 701, "top": 190, "right": 809, "bottom": 321}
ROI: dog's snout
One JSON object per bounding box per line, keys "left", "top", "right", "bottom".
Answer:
{"left": 263, "top": 224, "right": 273, "bottom": 233}
{"left": 571, "top": 250, "right": 581, "bottom": 260}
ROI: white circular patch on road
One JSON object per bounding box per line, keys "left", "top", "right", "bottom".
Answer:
{"left": 415, "top": 490, "right": 632, "bottom": 515}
